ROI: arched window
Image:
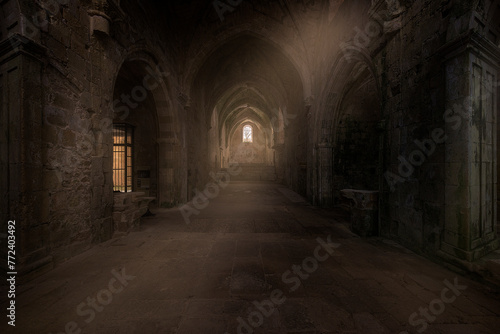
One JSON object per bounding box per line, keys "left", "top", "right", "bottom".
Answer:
{"left": 243, "top": 125, "right": 253, "bottom": 143}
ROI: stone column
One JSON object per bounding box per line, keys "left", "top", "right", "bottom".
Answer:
{"left": 157, "top": 95, "right": 188, "bottom": 207}
{"left": 305, "top": 97, "right": 314, "bottom": 202}
{"left": 441, "top": 33, "right": 500, "bottom": 262}
{"left": 274, "top": 143, "right": 285, "bottom": 183}
{"left": 157, "top": 137, "right": 177, "bottom": 207}
{"left": 317, "top": 143, "right": 334, "bottom": 206}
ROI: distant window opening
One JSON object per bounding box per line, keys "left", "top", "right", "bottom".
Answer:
{"left": 113, "top": 124, "right": 134, "bottom": 192}
{"left": 243, "top": 125, "right": 253, "bottom": 143}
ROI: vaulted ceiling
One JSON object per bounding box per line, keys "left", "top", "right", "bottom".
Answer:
{"left": 192, "top": 34, "right": 303, "bottom": 142}
{"left": 122, "top": 0, "right": 349, "bottom": 143}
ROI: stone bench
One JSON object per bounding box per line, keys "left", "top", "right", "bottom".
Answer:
{"left": 113, "top": 192, "right": 155, "bottom": 234}
{"left": 340, "top": 189, "right": 379, "bottom": 237}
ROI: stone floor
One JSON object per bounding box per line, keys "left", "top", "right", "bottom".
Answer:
{"left": 5, "top": 182, "right": 500, "bottom": 333}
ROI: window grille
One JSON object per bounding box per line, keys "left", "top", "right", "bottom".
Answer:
{"left": 113, "top": 124, "right": 134, "bottom": 192}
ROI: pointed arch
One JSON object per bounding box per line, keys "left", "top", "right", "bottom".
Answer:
{"left": 110, "top": 45, "right": 184, "bottom": 206}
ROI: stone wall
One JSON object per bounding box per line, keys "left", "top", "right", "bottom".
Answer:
{"left": 285, "top": 105, "right": 309, "bottom": 196}
{"left": 37, "top": 0, "right": 115, "bottom": 266}
{"left": 185, "top": 101, "right": 211, "bottom": 200}
{"left": 229, "top": 124, "right": 271, "bottom": 165}
{"left": 1, "top": 0, "right": 186, "bottom": 278}
{"left": 374, "top": 0, "right": 500, "bottom": 262}
{"left": 307, "top": 0, "right": 499, "bottom": 266}
{"left": 334, "top": 116, "right": 380, "bottom": 193}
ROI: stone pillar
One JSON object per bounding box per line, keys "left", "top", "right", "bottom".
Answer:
{"left": 157, "top": 95, "right": 188, "bottom": 207}
{"left": 157, "top": 138, "right": 177, "bottom": 207}
{"left": 274, "top": 143, "right": 285, "bottom": 183}
{"left": 441, "top": 33, "right": 500, "bottom": 262}
{"left": 304, "top": 96, "right": 314, "bottom": 201}
{"left": 0, "top": 35, "right": 52, "bottom": 278}
{"left": 317, "top": 143, "right": 334, "bottom": 206}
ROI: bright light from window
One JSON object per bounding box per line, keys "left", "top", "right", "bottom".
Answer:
{"left": 113, "top": 124, "right": 134, "bottom": 192}
{"left": 243, "top": 125, "right": 253, "bottom": 143}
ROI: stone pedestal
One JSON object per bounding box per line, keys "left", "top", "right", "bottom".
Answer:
{"left": 113, "top": 192, "right": 155, "bottom": 234}
{"left": 157, "top": 139, "right": 181, "bottom": 207}
{"left": 341, "top": 189, "right": 379, "bottom": 237}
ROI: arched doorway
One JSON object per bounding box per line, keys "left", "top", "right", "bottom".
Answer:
{"left": 333, "top": 63, "right": 382, "bottom": 198}
{"left": 314, "top": 53, "right": 383, "bottom": 236}
{"left": 112, "top": 59, "right": 160, "bottom": 201}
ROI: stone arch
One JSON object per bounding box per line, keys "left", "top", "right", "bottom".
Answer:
{"left": 314, "top": 49, "right": 383, "bottom": 206}
{"left": 110, "top": 46, "right": 183, "bottom": 207}
{"left": 204, "top": 78, "right": 286, "bottom": 127}
{"left": 219, "top": 101, "right": 275, "bottom": 165}
{"left": 227, "top": 118, "right": 274, "bottom": 166}
{"left": 188, "top": 32, "right": 305, "bottom": 189}
{"left": 333, "top": 65, "right": 382, "bottom": 192}
{"left": 227, "top": 115, "right": 272, "bottom": 146}
{"left": 317, "top": 49, "right": 382, "bottom": 142}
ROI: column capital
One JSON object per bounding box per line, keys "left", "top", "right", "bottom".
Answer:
{"left": 439, "top": 31, "right": 500, "bottom": 69}
{"left": 0, "top": 34, "right": 46, "bottom": 65}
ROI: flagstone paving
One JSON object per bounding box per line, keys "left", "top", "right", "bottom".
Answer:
{"left": 5, "top": 182, "right": 500, "bottom": 334}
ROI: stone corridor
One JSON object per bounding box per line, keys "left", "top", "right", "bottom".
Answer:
{"left": 4, "top": 1, "right": 500, "bottom": 333}
{"left": 9, "top": 182, "right": 500, "bottom": 334}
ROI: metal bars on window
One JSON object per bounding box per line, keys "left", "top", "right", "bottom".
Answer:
{"left": 113, "top": 124, "right": 134, "bottom": 192}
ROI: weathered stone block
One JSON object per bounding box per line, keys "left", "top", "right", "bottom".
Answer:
{"left": 62, "top": 129, "right": 76, "bottom": 147}
{"left": 67, "top": 49, "right": 87, "bottom": 71}
{"left": 45, "top": 106, "right": 68, "bottom": 128}
{"left": 49, "top": 23, "right": 71, "bottom": 48}
{"left": 341, "top": 189, "right": 379, "bottom": 237}
{"left": 351, "top": 208, "right": 379, "bottom": 237}
{"left": 45, "top": 36, "right": 68, "bottom": 62}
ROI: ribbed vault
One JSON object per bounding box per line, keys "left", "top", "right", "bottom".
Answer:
{"left": 192, "top": 34, "right": 303, "bottom": 167}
